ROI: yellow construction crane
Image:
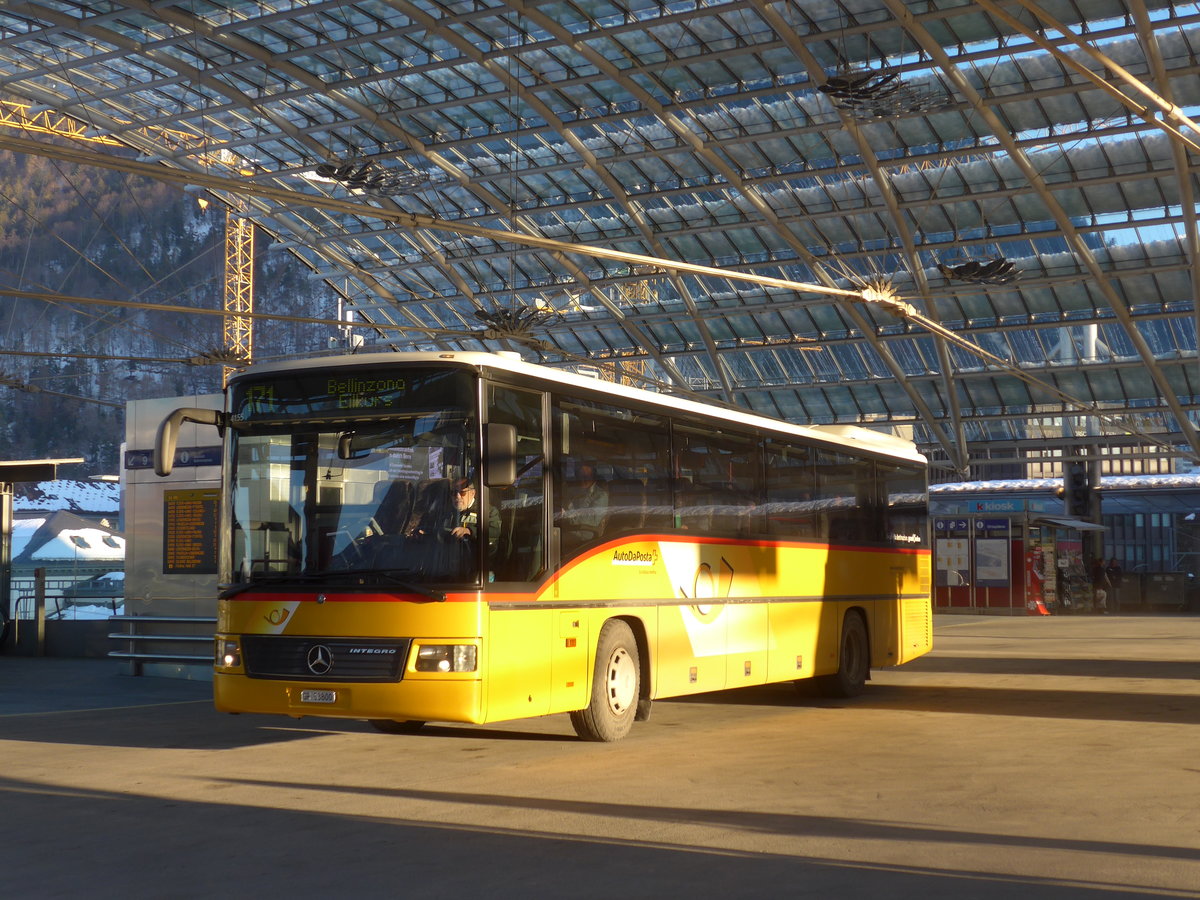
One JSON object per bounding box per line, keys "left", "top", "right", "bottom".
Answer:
{"left": 0, "top": 100, "right": 122, "bottom": 146}
{"left": 0, "top": 101, "right": 254, "bottom": 383}
{"left": 223, "top": 210, "right": 253, "bottom": 383}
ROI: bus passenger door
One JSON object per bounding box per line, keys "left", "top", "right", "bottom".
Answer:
{"left": 485, "top": 385, "right": 545, "bottom": 584}
{"left": 483, "top": 384, "right": 555, "bottom": 722}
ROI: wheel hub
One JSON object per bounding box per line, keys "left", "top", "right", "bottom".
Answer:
{"left": 605, "top": 647, "right": 637, "bottom": 714}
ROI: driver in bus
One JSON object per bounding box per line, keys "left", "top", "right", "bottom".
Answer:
{"left": 356, "top": 477, "right": 499, "bottom": 579}
{"left": 447, "top": 478, "right": 500, "bottom": 549}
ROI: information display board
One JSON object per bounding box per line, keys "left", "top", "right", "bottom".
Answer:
{"left": 163, "top": 488, "right": 219, "bottom": 574}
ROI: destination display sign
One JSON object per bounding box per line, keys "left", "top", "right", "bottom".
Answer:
{"left": 233, "top": 375, "right": 408, "bottom": 421}
{"left": 229, "top": 368, "right": 471, "bottom": 423}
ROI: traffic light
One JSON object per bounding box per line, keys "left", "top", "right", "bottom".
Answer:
{"left": 1063, "top": 461, "right": 1090, "bottom": 517}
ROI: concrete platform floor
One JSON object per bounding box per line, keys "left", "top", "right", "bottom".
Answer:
{"left": 1, "top": 614, "right": 1197, "bottom": 899}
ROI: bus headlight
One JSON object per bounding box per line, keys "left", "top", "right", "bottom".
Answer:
{"left": 414, "top": 644, "right": 477, "bottom": 673}
{"left": 216, "top": 638, "right": 242, "bottom": 669}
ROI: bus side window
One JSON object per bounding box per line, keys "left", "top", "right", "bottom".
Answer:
{"left": 816, "top": 450, "right": 878, "bottom": 543}
{"left": 552, "top": 396, "right": 671, "bottom": 548}
{"left": 764, "top": 443, "right": 815, "bottom": 538}
{"left": 558, "top": 459, "right": 609, "bottom": 548}
{"left": 673, "top": 425, "right": 760, "bottom": 536}
{"left": 880, "top": 462, "right": 927, "bottom": 547}
{"left": 604, "top": 478, "right": 646, "bottom": 534}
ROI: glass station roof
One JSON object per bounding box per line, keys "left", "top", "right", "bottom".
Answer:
{"left": 2, "top": 0, "right": 1200, "bottom": 475}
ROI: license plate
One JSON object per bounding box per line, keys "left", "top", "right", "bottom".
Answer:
{"left": 300, "top": 689, "right": 337, "bottom": 704}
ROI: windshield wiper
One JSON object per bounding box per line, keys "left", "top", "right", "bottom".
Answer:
{"left": 221, "top": 569, "right": 450, "bottom": 602}
{"left": 317, "top": 568, "right": 447, "bottom": 602}
{"left": 220, "top": 573, "right": 325, "bottom": 599}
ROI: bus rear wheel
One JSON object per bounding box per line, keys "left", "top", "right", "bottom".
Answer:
{"left": 570, "top": 619, "right": 640, "bottom": 742}
{"left": 815, "top": 611, "right": 869, "bottom": 698}
{"left": 369, "top": 718, "right": 426, "bottom": 734}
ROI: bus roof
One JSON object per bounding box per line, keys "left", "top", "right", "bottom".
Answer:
{"left": 229, "top": 350, "right": 926, "bottom": 465}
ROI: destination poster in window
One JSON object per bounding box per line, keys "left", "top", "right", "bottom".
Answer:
{"left": 163, "top": 488, "right": 219, "bottom": 574}
{"left": 935, "top": 538, "right": 969, "bottom": 587}
{"left": 973, "top": 518, "right": 1011, "bottom": 587}
{"left": 974, "top": 539, "right": 1010, "bottom": 587}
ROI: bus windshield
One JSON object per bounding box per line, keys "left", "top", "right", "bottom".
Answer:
{"left": 227, "top": 368, "right": 479, "bottom": 586}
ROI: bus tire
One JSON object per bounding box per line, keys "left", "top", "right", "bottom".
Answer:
{"left": 815, "top": 611, "right": 869, "bottom": 698}
{"left": 369, "top": 718, "right": 426, "bottom": 734}
{"left": 570, "top": 619, "right": 640, "bottom": 742}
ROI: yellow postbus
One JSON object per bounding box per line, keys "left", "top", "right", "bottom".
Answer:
{"left": 155, "top": 351, "right": 931, "bottom": 741}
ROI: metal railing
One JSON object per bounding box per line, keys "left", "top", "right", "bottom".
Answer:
{"left": 107, "top": 615, "right": 216, "bottom": 671}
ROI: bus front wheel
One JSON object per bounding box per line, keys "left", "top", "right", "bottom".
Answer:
{"left": 815, "top": 611, "right": 869, "bottom": 698}
{"left": 571, "top": 619, "right": 640, "bottom": 742}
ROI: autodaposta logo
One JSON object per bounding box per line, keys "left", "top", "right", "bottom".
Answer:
{"left": 611, "top": 547, "right": 660, "bottom": 567}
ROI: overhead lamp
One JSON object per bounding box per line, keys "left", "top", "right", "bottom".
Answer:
{"left": 937, "top": 257, "right": 1018, "bottom": 285}
{"left": 314, "top": 157, "right": 439, "bottom": 196}
{"left": 474, "top": 306, "right": 563, "bottom": 339}
{"left": 820, "top": 70, "right": 900, "bottom": 103}
{"left": 819, "top": 68, "right": 951, "bottom": 120}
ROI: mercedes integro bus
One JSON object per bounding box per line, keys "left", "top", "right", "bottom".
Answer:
{"left": 155, "top": 352, "right": 932, "bottom": 741}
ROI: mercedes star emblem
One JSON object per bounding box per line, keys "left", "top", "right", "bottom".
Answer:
{"left": 306, "top": 644, "right": 333, "bottom": 676}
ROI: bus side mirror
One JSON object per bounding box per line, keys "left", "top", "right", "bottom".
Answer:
{"left": 155, "top": 407, "right": 225, "bottom": 476}
{"left": 484, "top": 423, "right": 517, "bottom": 488}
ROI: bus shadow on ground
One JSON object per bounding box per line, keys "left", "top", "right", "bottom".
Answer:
{"left": 903, "top": 655, "right": 1197, "bottom": 680}
{"left": 0, "top": 702, "right": 356, "bottom": 751}
{"left": 859, "top": 682, "right": 1200, "bottom": 725}
{"left": 666, "top": 679, "right": 1200, "bottom": 726}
